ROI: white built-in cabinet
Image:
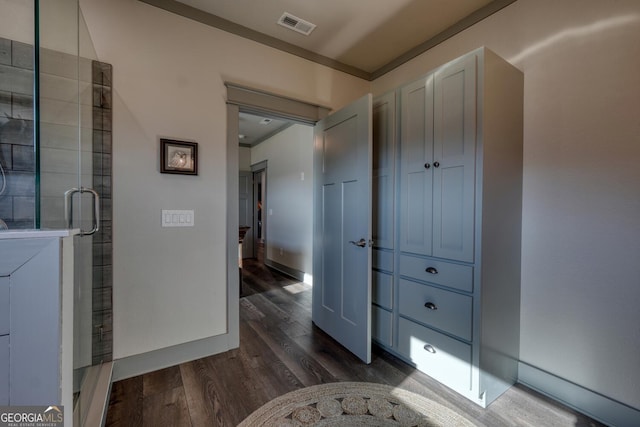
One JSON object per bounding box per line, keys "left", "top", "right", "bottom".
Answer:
{"left": 371, "top": 47, "right": 523, "bottom": 407}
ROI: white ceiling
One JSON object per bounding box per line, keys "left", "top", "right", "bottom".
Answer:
{"left": 142, "top": 0, "right": 517, "bottom": 79}
{"left": 238, "top": 112, "right": 293, "bottom": 147}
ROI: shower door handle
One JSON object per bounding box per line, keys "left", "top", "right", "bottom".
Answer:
{"left": 65, "top": 187, "right": 100, "bottom": 235}
{"left": 64, "top": 188, "right": 79, "bottom": 230}
{"left": 84, "top": 187, "right": 100, "bottom": 236}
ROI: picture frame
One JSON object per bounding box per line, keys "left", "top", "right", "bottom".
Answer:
{"left": 160, "top": 138, "right": 198, "bottom": 175}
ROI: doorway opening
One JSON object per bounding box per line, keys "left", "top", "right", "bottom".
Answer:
{"left": 237, "top": 109, "right": 314, "bottom": 286}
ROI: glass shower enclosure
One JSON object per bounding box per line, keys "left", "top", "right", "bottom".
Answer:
{"left": 0, "top": 0, "right": 112, "bottom": 423}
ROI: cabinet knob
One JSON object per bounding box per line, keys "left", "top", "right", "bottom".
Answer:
{"left": 423, "top": 344, "right": 436, "bottom": 354}
{"left": 424, "top": 163, "right": 431, "bottom": 169}
{"left": 424, "top": 302, "right": 438, "bottom": 310}
{"left": 433, "top": 161, "right": 440, "bottom": 168}
{"left": 425, "top": 267, "right": 438, "bottom": 274}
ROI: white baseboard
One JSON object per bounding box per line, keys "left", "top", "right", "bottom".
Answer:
{"left": 518, "top": 362, "right": 640, "bottom": 427}
{"left": 112, "top": 333, "right": 236, "bottom": 382}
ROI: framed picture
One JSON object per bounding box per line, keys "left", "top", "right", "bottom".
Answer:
{"left": 160, "top": 139, "right": 198, "bottom": 175}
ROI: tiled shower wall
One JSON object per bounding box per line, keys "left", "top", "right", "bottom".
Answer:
{"left": 0, "top": 37, "right": 35, "bottom": 229}
{"left": 91, "top": 60, "right": 113, "bottom": 364}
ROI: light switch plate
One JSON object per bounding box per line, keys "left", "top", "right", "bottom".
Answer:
{"left": 162, "top": 210, "right": 194, "bottom": 227}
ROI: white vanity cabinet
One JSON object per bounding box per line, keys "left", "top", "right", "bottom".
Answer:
{"left": 0, "top": 231, "right": 75, "bottom": 423}
{"left": 373, "top": 47, "right": 524, "bottom": 407}
{"left": 0, "top": 276, "right": 9, "bottom": 404}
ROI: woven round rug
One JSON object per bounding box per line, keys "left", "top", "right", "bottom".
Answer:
{"left": 238, "top": 382, "right": 477, "bottom": 426}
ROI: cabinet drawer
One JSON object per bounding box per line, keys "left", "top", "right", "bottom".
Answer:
{"left": 372, "top": 306, "right": 393, "bottom": 348}
{"left": 373, "top": 271, "right": 393, "bottom": 310}
{"left": 0, "top": 277, "right": 8, "bottom": 336}
{"left": 399, "top": 279, "right": 472, "bottom": 341}
{"left": 397, "top": 317, "right": 471, "bottom": 392}
{"left": 399, "top": 254, "right": 473, "bottom": 292}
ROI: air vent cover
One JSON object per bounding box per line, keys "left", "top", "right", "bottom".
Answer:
{"left": 277, "top": 12, "right": 316, "bottom": 36}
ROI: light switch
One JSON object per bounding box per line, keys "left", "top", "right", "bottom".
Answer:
{"left": 162, "top": 210, "right": 195, "bottom": 227}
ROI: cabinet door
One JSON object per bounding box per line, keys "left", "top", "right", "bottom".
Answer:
{"left": 399, "top": 76, "right": 434, "bottom": 256}
{"left": 432, "top": 55, "right": 477, "bottom": 263}
{"left": 0, "top": 277, "right": 8, "bottom": 336}
{"left": 372, "top": 92, "right": 396, "bottom": 250}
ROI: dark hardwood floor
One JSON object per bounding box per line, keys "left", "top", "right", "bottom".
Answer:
{"left": 106, "top": 257, "right": 604, "bottom": 426}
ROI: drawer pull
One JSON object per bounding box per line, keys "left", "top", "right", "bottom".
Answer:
{"left": 424, "top": 302, "right": 438, "bottom": 310}
{"left": 425, "top": 267, "right": 438, "bottom": 274}
{"left": 423, "top": 344, "right": 436, "bottom": 354}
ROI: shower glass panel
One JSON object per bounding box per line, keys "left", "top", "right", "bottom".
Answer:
{"left": 37, "top": 0, "right": 112, "bottom": 407}
{"left": 0, "top": 2, "right": 35, "bottom": 230}
{"left": 37, "top": 0, "right": 96, "bottom": 386}
{"left": 0, "top": 0, "right": 111, "bottom": 421}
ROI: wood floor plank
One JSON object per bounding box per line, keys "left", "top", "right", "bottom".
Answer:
{"left": 105, "top": 376, "right": 143, "bottom": 427}
{"left": 237, "top": 320, "right": 305, "bottom": 398}
{"left": 200, "top": 350, "right": 264, "bottom": 426}
{"left": 182, "top": 350, "right": 259, "bottom": 426}
{"left": 143, "top": 365, "right": 183, "bottom": 398}
{"left": 244, "top": 315, "right": 338, "bottom": 387}
{"left": 239, "top": 298, "right": 265, "bottom": 322}
{"left": 248, "top": 289, "right": 312, "bottom": 331}
{"left": 180, "top": 360, "right": 227, "bottom": 427}
{"left": 142, "top": 386, "right": 191, "bottom": 427}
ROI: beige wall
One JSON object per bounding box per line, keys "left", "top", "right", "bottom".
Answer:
{"left": 0, "top": 0, "right": 33, "bottom": 44}
{"left": 80, "top": 0, "right": 369, "bottom": 359}
{"left": 251, "top": 124, "right": 314, "bottom": 281}
{"left": 238, "top": 146, "right": 251, "bottom": 172}
{"left": 0, "top": 0, "right": 96, "bottom": 57}
{"left": 373, "top": 0, "right": 640, "bottom": 409}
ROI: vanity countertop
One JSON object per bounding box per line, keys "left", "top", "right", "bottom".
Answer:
{"left": 0, "top": 229, "right": 79, "bottom": 240}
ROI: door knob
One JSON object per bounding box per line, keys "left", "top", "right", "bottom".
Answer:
{"left": 349, "top": 238, "right": 367, "bottom": 248}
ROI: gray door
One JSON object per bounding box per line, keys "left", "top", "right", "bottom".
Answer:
{"left": 312, "top": 94, "right": 373, "bottom": 363}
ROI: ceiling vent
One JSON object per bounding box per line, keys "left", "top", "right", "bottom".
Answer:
{"left": 277, "top": 12, "right": 316, "bottom": 36}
